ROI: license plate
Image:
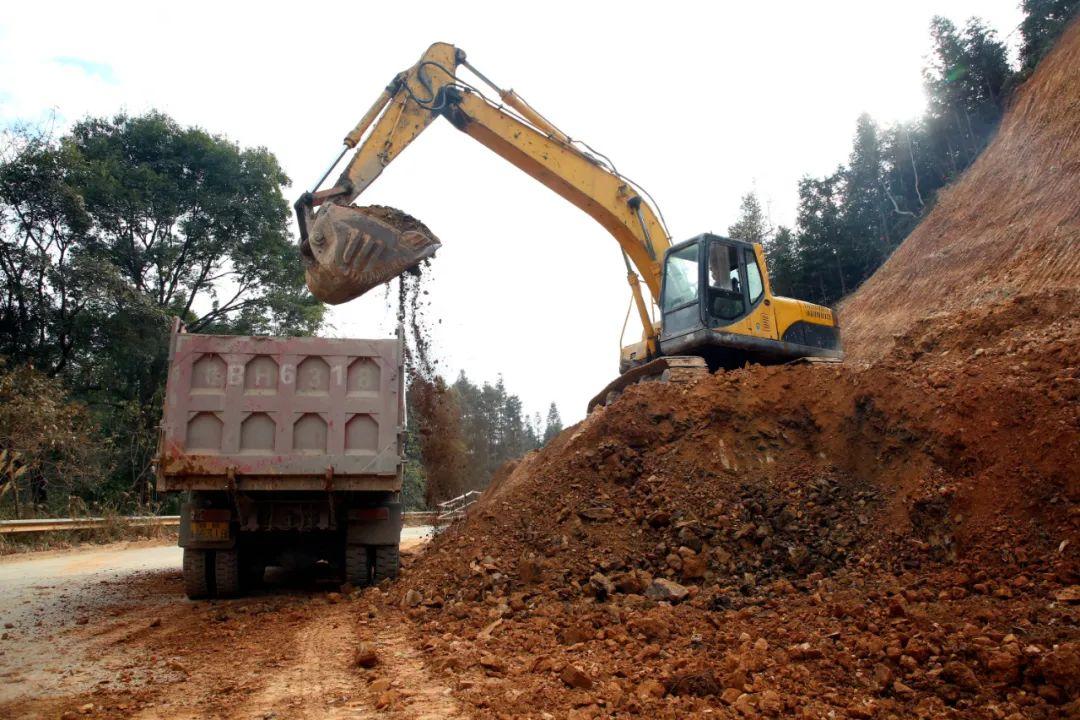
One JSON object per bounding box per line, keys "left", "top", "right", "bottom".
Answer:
{"left": 191, "top": 521, "right": 230, "bottom": 541}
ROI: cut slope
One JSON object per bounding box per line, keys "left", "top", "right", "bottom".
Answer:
{"left": 841, "top": 20, "right": 1080, "bottom": 362}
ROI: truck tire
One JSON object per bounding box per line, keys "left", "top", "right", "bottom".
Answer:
{"left": 372, "top": 545, "right": 400, "bottom": 583}
{"left": 183, "top": 548, "right": 212, "bottom": 599}
{"left": 214, "top": 549, "right": 241, "bottom": 597}
{"left": 345, "top": 544, "right": 370, "bottom": 586}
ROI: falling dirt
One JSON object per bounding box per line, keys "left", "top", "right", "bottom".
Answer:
{"left": 394, "top": 260, "right": 470, "bottom": 506}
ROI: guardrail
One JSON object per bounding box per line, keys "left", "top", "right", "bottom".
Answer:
{"left": 436, "top": 490, "right": 482, "bottom": 524}
{"left": 1, "top": 511, "right": 439, "bottom": 534}
{"left": 0, "top": 515, "right": 180, "bottom": 534}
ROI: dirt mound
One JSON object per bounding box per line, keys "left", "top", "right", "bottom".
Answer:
{"left": 841, "top": 20, "right": 1080, "bottom": 363}
{"left": 384, "top": 288, "right": 1077, "bottom": 718}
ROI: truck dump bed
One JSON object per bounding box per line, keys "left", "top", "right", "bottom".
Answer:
{"left": 157, "top": 321, "right": 403, "bottom": 492}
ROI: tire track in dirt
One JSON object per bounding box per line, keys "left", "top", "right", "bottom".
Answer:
{"left": 231, "top": 602, "right": 462, "bottom": 720}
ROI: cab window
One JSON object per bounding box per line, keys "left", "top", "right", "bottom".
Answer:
{"left": 662, "top": 243, "right": 699, "bottom": 311}
{"left": 744, "top": 248, "right": 763, "bottom": 304}
{"left": 708, "top": 242, "right": 745, "bottom": 320}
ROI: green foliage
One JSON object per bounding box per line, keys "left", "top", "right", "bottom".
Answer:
{"left": 543, "top": 402, "right": 564, "bottom": 445}
{"left": 0, "top": 111, "right": 324, "bottom": 512}
{"left": 0, "top": 359, "right": 105, "bottom": 517}
{"left": 765, "top": 13, "right": 1025, "bottom": 305}
{"left": 1020, "top": 0, "right": 1080, "bottom": 71}
{"left": 727, "top": 192, "right": 771, "bottom": 245}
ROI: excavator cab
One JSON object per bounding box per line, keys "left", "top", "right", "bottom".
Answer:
{"left": 658, "top": 234, "right": 840, "bottom": 370}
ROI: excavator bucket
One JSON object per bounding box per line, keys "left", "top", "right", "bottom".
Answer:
{"left": 300, "top": 205, "right": 441, "bottom": 305}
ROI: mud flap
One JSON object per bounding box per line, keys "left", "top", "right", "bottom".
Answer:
{"left": 301, "top": 205, "right": 441, "bottom": 304}
{"left": 345, "top": 503, "right": 403, "bottom": 546}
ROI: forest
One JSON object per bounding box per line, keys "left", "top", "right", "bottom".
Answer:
{"left": 742, "top": 1, "right": 1079, "bottom": 305}
{"left": 0, "top": 1, "right": 1075, "bottom": 519}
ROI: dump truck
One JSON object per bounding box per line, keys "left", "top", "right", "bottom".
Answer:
{"left": 155, "top": 320, "right": 405, "bottom": 599}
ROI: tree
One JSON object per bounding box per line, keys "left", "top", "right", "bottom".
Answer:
{"left": 0, "top": 359, "right": 104, "bottom": 516}
{"left": 841, "top": 115, "right": 894, "bottom": 285}
{"left": 1020, "top": 0, "right": 1080, "bottom": 71}
{"left": 67, "top": 112, "right": 323, "bottom": 335}
{"left": 727, "top": 191, "right": 771, "bottom": 244}
{"left": 0, "top": 112, "right": 325, "bottom": 506}
{"left": 543, "top": 402, "right": 563, "bottom": 444}
{"left": 763, "top": 226, "right": 800, "bottom": 298}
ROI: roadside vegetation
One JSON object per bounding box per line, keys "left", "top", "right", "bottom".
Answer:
{"left": 733, "top": 3, "right": 1079, "bottom": 305}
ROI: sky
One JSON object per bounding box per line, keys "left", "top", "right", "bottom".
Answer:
{"left": 0, "top": 0, "right": 1024, "bottom": 424}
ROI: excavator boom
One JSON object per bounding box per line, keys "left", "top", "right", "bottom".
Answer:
{"left": 295, "top": 42, "right": 667, "bottom": 353}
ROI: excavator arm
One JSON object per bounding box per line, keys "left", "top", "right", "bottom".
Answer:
{"left": 296, "top": 42, "right": 670, "bottom": 355}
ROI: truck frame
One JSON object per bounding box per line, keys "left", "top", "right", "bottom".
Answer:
{"left": 155, "top": 320, "right": 405, "bottom": 598}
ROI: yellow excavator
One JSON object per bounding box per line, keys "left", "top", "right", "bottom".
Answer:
{"left": 295, "top": 43, "right": 841, "bottom": 409}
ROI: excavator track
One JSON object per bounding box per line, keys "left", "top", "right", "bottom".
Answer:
{"left": 587, "top": 356, "right": 708, "bottom": 413}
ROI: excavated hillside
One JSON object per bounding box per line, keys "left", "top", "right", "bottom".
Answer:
{"left": 361, "top": 22, "right": 1080, "bottom": 720}
{"left": 841, "top": 20, "right": 1080, "bottom": 363}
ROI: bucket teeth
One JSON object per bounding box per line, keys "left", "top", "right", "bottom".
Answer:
{"left": 302, "top": 205, "right": 441, "bottom": 304}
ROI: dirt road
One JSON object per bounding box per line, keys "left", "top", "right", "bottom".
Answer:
{"left": 0, "top": 529, "right": 457, "bottom": 720}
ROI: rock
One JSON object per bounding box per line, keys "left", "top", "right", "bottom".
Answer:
{"left": 589, "top": 573, "right": 614, "bottom": 601}
{"left": 872, "top": 663, "right": 893, "bottom": 692}
{"left": 149, "top": 618, "right": 162, "bottom": 628}
{"left": 578, "top": 507, "right": 614, "bottom": 522}
{"left": 78, "top": 704, "right": 95, "bottom": 715}
{"left": 479, "top": 653, "right": 506, "bottom": 673}
{"left": 892, "top": 680, "right": 915, "bottom": 696}
{"left": 647, "top": 511, "right": 671, "bottom": 527}
{"left": 788, "top": 642, "right": 823, "bottom": 661}
{"left": 720, "top": 665, "right": 748, "bottom": 691}
{"left": 942, "top": 661, "right": 980, "bottom": 691}
{"left": 1055, "top": 586, "right": 1080, "bottom": 604}
{"left": 1036, "top": 642, "right": 1080, "bottom": 695}
{"left": 326, "top": 592, "right": 342, "bottom": 604}
{"left": 983, "top": 645, "right": 1023, "bottom": 684}
{"left": 403, "top": 589, "right": 423, "bottom": 608}
{"left": 561, "top": 625, "right": 594, "bottom": 645}
{"left": 733, "top": 692, "right": 756, "bottom": 715}
{"left": 666, "top": 670, "right": 719, "bottom": 697}
{"left": 644, "top": 578, "right": 689, "bottom": 603}
{"left": 720, "top": 687, "right": 743, "bottom": 705}
{"left": 759, "top": 690, "right": 783, "bottom": 716}
{"left": 560, "top": 664, "right": 593, "bottom": 690}
{"left": 680, "top": 553, "right": 707, "bottom": 581}
{"left": 518, "top": 558, "right": 546, "bottom": 585}
{"left": 614, "top": 570, "right": 649, "bottom": 594}
{"left": 369, "top": 677, "right": 392, "bottom": 693}
{"left": 636, "top": 678, "right": 666, "bottom": 700}
{"left": 60, "top": 712, "right": 79, "bottom": 720}
{"left": 354, "top": 642, "right": 379, "bottom": 668}
{"left": 375, "top": 690, "right": 400, "bottom": 708}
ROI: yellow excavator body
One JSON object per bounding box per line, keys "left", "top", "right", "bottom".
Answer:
{"left": 295, "top": 43, "right": 841, "bottom": 400}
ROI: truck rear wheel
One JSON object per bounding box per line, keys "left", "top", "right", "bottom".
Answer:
{"left": 345, "top": 544, "right": 370, "bottom": 586}
{"left": 183, "top": 548, "right": 212, "bottom": 599}
{"left": 372, "top": 545, "right": 400, "bottom": 583}
{"left": 214, "top": 549, "right": 241, "bottom": 597}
